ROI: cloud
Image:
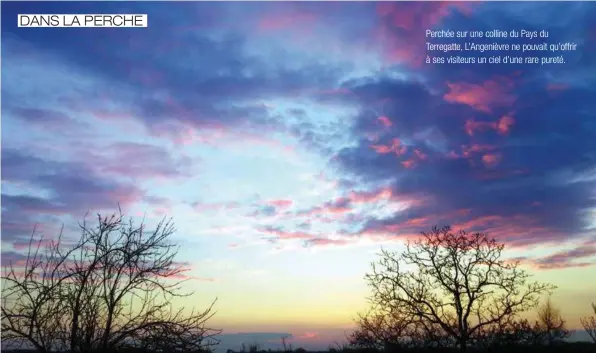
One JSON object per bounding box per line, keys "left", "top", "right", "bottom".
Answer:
{"left": 328, "top": 4, "right": 596, "bottom": 248}
{"left": 2, "top": 1, "right": 596, "bottom": 264}
{"left": 377, "top": 116, "right": 393, "bottom": 128}
{"left": 2, "top": 4, "right": 350, "bottom": 154}
{"left": 258, "top": 226, "right": 314, "bottom": 242}
{"left": 8, "top": 107, "right": 74, "bottom": 128}
{"left": 296, "top": 332, "right": 319, "bottom": 340}
{"left": 1, "top": 149, "right": 146, "bottom": 244}
{"left": 293, "top": 186, "right": 418, "bottom": 223}
{"left": 481, "top": 153, "right": 502, "bottom": 168}
{"left": 81, "top": 142, "right": 195, "bottom": 180}
{"left": 331, "top": 71, "right": 596, "bottom": 246}
{"left": 515, "top": 242, "right": 596, "bottom": 269}
{"left": 1, "top": 251, "right": 29, "bottom": 267}
{"left": 3, "top": 151, "right": 146, "bottom": 210}
{"left": 296, "top": 198, "right": 352, "bottom": 218}
{"left": 443, "top": 77, "right": 516, "bottom": 113}
{"left": 265, "top": 199, "right": 294, "bottom": 209}
{"left": 373, "top": 2, "right": 476, "bottom": 66}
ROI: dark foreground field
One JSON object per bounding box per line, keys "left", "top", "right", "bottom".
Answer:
{"left": 224, "top": 343, "right": 596, "bottom": 353}
{"left": 4, "top": 343, "right": 596, "bottom": 353}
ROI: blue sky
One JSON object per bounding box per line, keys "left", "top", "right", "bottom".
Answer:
{"left": 2, "top": 1, "right": 596, "bottom": 350}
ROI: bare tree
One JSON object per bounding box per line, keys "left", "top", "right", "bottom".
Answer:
{"left": 364, "top": 226, "right": 554, "bottom": 352}
{"left": 535, "top": 296, "right": 569, "bottom": 345}
{"left": 280, "top": 335, "right": 293, "bottom": 352}
{"left": 2, "top": 211, "right": 221, "bottom": 353}
{"left": 581, "top": 302, "right": 596, "bottom": 343}
{"left": 1, "top": 229, "right": 80, "bottom": 352}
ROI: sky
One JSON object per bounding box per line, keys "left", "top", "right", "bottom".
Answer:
{"left": 1, "top": 1, "right": 596, "bottom": 351}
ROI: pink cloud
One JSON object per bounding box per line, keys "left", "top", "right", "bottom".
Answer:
{"left": 370, "top": 138, "right": 407, "bottom": 155}
{"left": 464, "top": 115, "right": 515, "bottom": 137}
{"left": 142, "top": 196, "right": 175, "bottom": 218}
{"left": 401, "top": 159, "right": 416, "bottom": 169}
{"left": 104, "top": 187, "right": 147, "bottom": 209}
{"left": 295, "top": 186, "right": 414, "bottom": 220}
{"left": 516, "top": 243, "right": 596, "bottom": 270}
{"left": 374, "top": 2, "right": 475, "bottom": 67}
{"left": 297, "top": 332, "right": 319, "bottom": 339}
{"left": 377, "top": 115, "right": 393, "bottom": 128}
{"left": 464, "top": 119, "right": 498, "bottom": 136}
{"left": 496, "top": 115, "right": 516, "bottom": 135}
{"left": 444, "top": 77, "right": 516, "bottom": 113}
{"left": 356, "top": 208, "right": 567, "bottom": 251}
{"left": 370, "top": 144, "right": 393, "bottom": 154}
{"left": 446, "top": 150, "right": 461, "bottom": 159}
{"left": 451, "top": 215, "right": 563, "bottom": 249}
{"left": 358, "top": 208, "right": 475, "bottom": 242}
{"left": 414, "top": 149, "right": 427, "bottom": 160}
{"left": 348, "top": 187, "right": 393, "bottom": 204}
{"left": 401, "top": 216, "right": 432, "bottom": 227}
{"left": 89, "top": 142, "right": 193, "bottom": 181}
{"left": 296, "top": 187, "right": 426, "bottom": 223}
{"left": 265, "top": 199, "right": 294, "bottom": 209}
{"left": 482, "top": 153, "right": 503, "bottom": 168}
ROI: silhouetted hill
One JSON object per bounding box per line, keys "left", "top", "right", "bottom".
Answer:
{"left": 2, "top": 341, "right": 596, "bottom": 353}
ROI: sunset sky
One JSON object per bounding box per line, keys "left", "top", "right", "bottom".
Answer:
{"left": 2, "top": 1, "right": 596, "bottom": 350}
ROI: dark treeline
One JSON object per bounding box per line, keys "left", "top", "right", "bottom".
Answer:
{"left": 2, "top": 212, "right": 595, "bottom": 353}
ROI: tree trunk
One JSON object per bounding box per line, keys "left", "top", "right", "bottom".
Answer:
{"left": 459, "top": 338, "right": 467, "bottom": 353}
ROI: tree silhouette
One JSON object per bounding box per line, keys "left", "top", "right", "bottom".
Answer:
{"left": 1, "top": 211, "right": 221, "bottom": 353}
{"left": 362, "top": 226, "right": 554, "bottom": 352}
{"left": 535, "top": 296, "right": 569, "bottom": 345}
{"left": 581, "top": 302, "right": 596, "bottom": 343}
{"left": 348, "top": 308, "right": 413, "bottom": 350}
{"left": 348, "top": 306, "right": 456, "bottom": 350}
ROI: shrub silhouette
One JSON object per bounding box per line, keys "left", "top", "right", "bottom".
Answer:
{"left": 581, "top": 302, "right": 596, "bottom": 343}
{"left": 535, "top": 296, "right": 569, "bottom": 344}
